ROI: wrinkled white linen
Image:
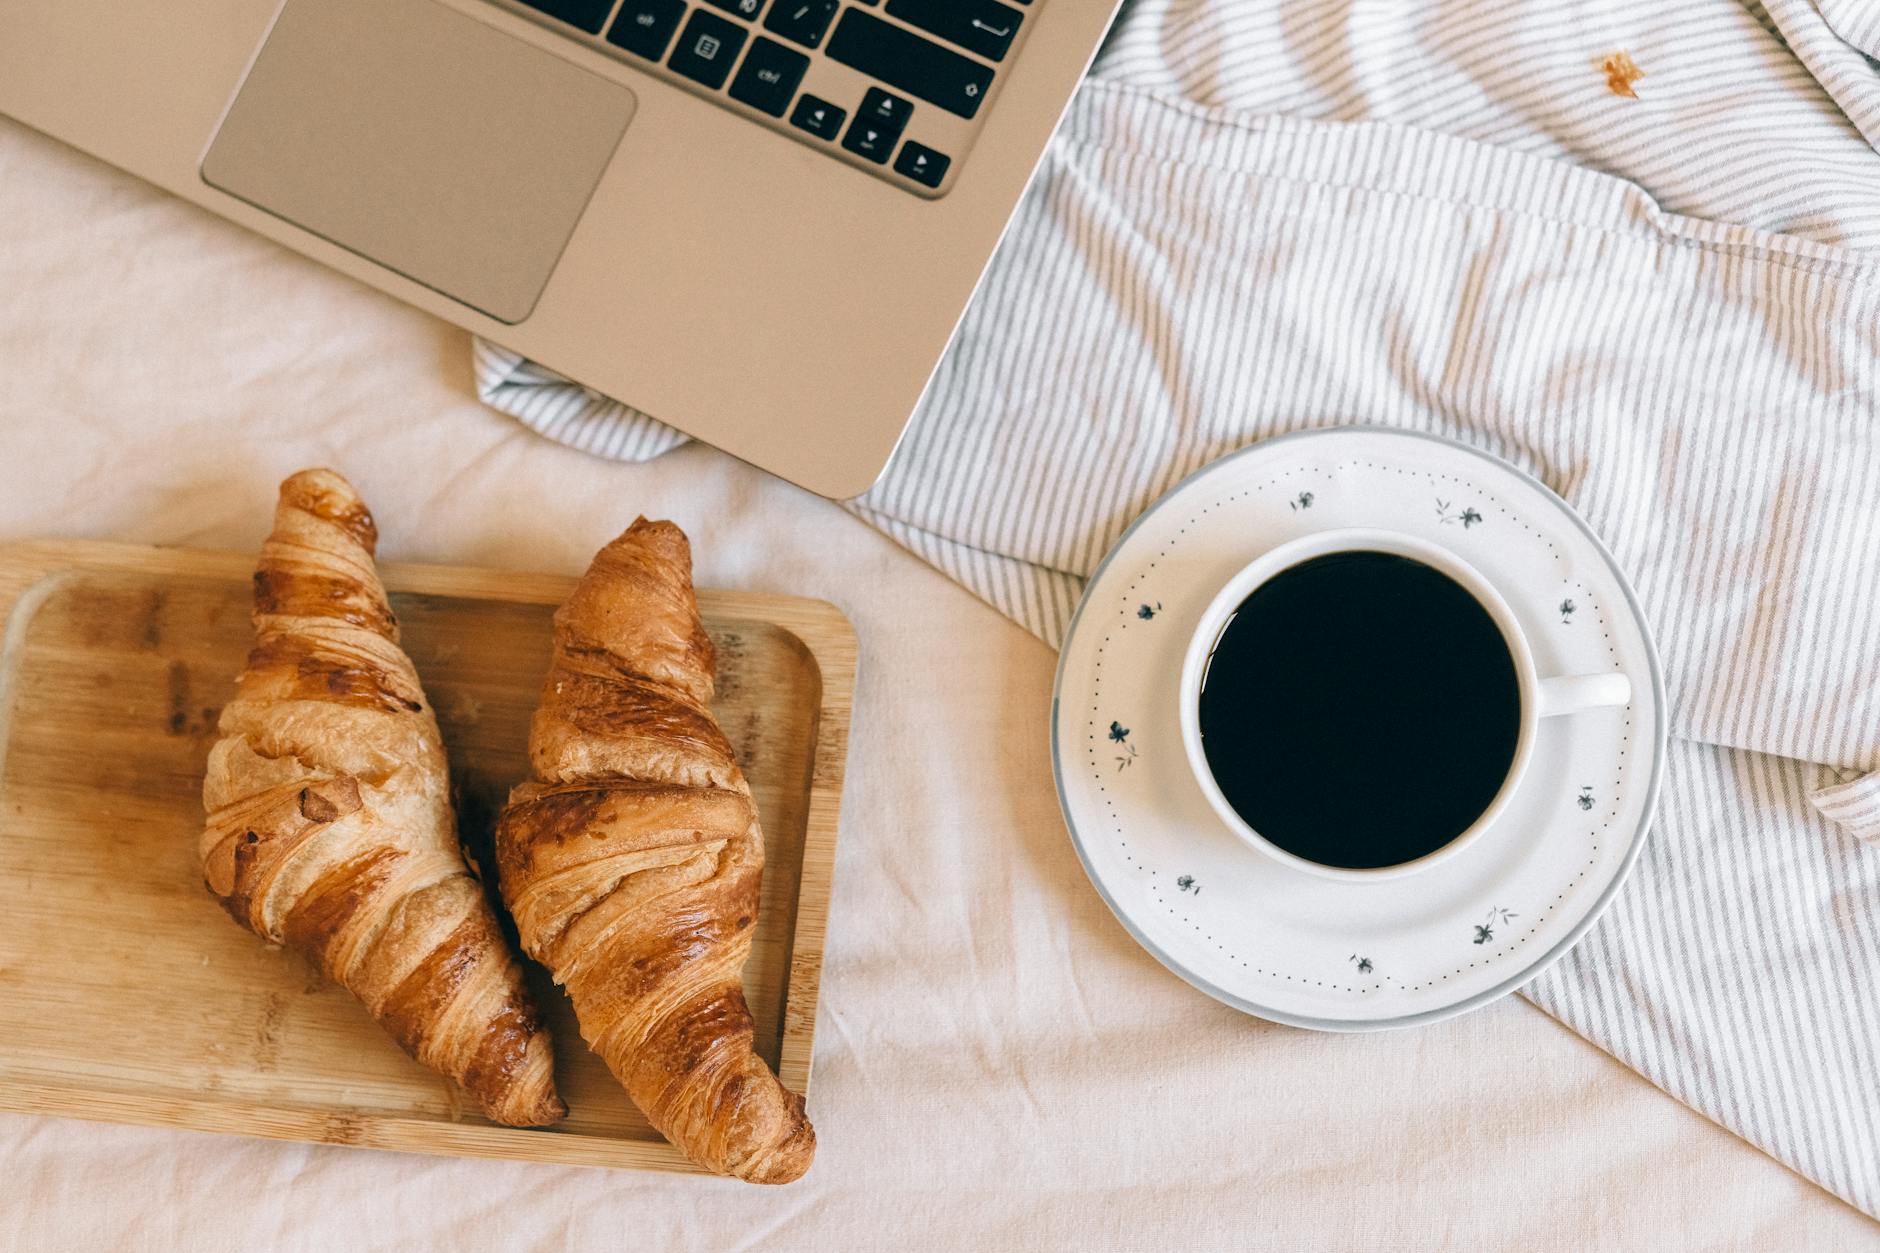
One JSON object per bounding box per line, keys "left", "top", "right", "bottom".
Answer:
{"left": 0, "top": 112, "right": 1873, "bottom": 1247}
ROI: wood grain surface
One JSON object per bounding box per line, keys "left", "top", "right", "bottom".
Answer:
{"left": 0, "top": 540, "right": 853, "bottom": 1174}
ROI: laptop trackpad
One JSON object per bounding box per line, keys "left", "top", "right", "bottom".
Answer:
{"left": 202, "top": 0, "right": 634, "bottom": 324}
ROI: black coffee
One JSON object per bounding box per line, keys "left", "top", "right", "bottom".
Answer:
{"left": 1197, "top": 550, "right": 1521, "bottom": 870}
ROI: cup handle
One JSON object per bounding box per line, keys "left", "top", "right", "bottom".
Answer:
{"left": 1536, "top": 673, "right": 1632, "bottom": 718}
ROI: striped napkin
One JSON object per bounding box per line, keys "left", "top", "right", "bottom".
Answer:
{"left": 476, "top": 0, "right": 1880, "bottom": 1215}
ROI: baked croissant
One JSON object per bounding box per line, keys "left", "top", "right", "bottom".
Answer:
{"left": 200, "top": 468, "right": 564, "bottom": 1128}
{"left": 495, "top": 518, "right": 816, "bottom": 1184}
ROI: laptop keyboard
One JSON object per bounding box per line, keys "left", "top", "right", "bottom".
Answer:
{"left": 502, "top": 0, "right": 1031, "bottom": 196}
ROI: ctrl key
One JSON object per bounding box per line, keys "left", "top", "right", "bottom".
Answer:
{"left": 729, "top": 38, "right": 809, "bottom": 116}
{"left": 893, "top": 140, "right": 950, "bottom": 188}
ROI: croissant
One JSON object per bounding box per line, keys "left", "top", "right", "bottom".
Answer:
{"left": 494, "top": 518, "right": 815, "bottom": 1183}
{"left": 200, "top": 469, "right": 564, "bottom": 1128}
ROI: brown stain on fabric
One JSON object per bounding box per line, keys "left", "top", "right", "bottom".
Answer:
{"left": 1601, "top": 50, "right": 1643, "bottom": 98}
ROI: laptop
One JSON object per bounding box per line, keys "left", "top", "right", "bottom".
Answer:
{"left": 0, "top": 0, "right": 1122, "bottom": 497}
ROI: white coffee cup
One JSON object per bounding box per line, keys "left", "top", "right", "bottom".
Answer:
{"left": 1177, "top": 528, "right": 1631, "bottom": 880}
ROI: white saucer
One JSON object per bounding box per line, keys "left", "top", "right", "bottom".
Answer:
{"left": 1051, "top": 427, "right": 1666, "bottom": 1030}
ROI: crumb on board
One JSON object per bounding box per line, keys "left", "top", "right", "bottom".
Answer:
{"left": 1601, "top": 50, "right": 1644, "bottom": 98}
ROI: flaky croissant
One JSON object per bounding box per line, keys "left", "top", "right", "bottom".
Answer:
{"left": 495, "top": 518, "right": 815, "bottom": 1184}
{"left": 201, "top": 468, "right": 564, "bottom": 1128}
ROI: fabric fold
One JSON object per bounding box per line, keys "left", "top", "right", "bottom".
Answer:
{"left": 1820, "top": 0, "right": 1880, "bottom": 60}
{"left": 1812, "top": 768, "right": 1880, "bottom": 843}
{"left": 1765, "top": 0, "right": 1880, "bottom": 158}
{"left": 472, "top": 339, "right": 686, "bottom": 463}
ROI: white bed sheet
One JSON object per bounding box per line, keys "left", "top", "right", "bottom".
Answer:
{"left": 0, "top": 117, "right": 1872, "bottom": 1250}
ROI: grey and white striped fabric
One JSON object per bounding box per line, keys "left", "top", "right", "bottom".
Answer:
{"left": 476, "top": 0, "right": 1880, "bottom": 1215}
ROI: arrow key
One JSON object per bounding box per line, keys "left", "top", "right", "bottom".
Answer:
{"left": 858, "top": 87, "right": 913, "bottom": 131}
{"left": 789, "top": 94, "right": 846, "bottom": 141}
{"left": 893, "top": 140, "right": 951, "bottom": 188}
{"left": 842, "top": 88, "right": 910, "bottom": 163}
{"left": 841, "top": 119, "right": 896, "bottom": 164}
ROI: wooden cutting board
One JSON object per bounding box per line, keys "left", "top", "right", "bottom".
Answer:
{"left": 0, "top": 539, "right": 852, "bottom": 1173}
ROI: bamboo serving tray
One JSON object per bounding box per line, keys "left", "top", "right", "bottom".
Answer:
{"left": 0, "top": 539, "right": 852, "bottom": 1173}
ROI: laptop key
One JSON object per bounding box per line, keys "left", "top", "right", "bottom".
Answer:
{"left": 702, "top": 0, "right": 766, "bottom": 20}
{"left": 729, "top": 38, "right": 809, "bottom": 116}
{"left": 844, "top": 88, "right": 910, "bottom": 162}
{"left": 826, "top": 10, "right": 995, "bottom": 119}
{"left": 789, "top": 94, "right": 846, "bottom": 140}
{"left": 893, "top": 140, "right": 950, "bottom": 188}
{"left": 668, "top": 9, "right": 748, "bottom": 88}
{"left": 606, "top": 0, "right": 686, "bottom": 60}
{"left": 841, "top": 116, "right": 899, "bottom": 164}
{"left": 762, "top": 0, "right": 839, "bottom": 49}
{"left": 884, "top": 0, "right": 1023, "bottom": 62}
{"left": 856, "top": 87, "right": 913, "bottom": 132}
{"left": 511, "top": 0, "right": 1002, "bottom": 195}
{"left": 513, "top": 0, "right": 616, "bottom": 34}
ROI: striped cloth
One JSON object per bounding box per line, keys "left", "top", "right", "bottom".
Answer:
{"left": 476, "top": 0, "right": 1880, "bottom": 1216}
